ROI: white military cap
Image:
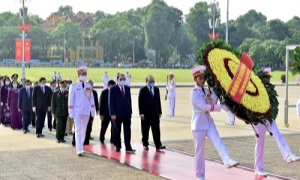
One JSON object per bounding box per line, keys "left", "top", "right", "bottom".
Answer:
{"left": 76, "top": 66, "right": 88, "bottom": 74}
{"left": 191, "top": 65, "right": 206, "bottom": 77}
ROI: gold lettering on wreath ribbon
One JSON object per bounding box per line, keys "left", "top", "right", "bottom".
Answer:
{"left": 227, "top": 53, "right": 254, "bottom": 103}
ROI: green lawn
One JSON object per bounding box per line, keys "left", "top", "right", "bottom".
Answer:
{"left": 0, "top": 67, "right": 298, "bottom": 83}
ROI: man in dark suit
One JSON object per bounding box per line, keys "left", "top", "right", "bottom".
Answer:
{"left": 32, "top": 77, "right": 51, "bottom": 138}
{"left": 47, "top": 80, "right": 57, "bottom": 131}
{"left": 99, "top": 80, "right": 115, "bottom": 144}
{"left": 109, "top": 74, "right": 135, "bottom": 152}
{"left": 18, "top": 79, "right": 33, "bottom": 133}
{"left": 138, "top": 75, "right": 165, "bottom": 151}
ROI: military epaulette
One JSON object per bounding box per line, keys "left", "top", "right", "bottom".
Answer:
{"left": 53, "top": 90, "right": 59, "bottom": 93}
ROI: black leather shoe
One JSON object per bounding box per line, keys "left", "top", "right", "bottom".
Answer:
{"left": 61, "top": 139, "right": 66, "bottom": 143}
{"left": 156, "top": 146, "right": 166, "bottom": 151}
{"left": 126, "top": 149, "right": 136, "bottom": 153}
{"left": 57, "top": 140, "right": 61, "bottom": 143}
{"left": 89, "top": 137, "right": 94, "bottom": 140}
{"left": 100, "top": 140, "right": 104, "bottom": 144}
{"left": 49, "top": 129, "right": 52, "bottom": 132}
{"left": 37, "top": 134, "right": 40, "bottom": 138}
{"left": 23, "top": 130, "right": 27, "bottom": 134}
{"left": 143, "top": 146, "right": 149, "bottom": 150}
{"left": 40, "top": 134, "right": 45, "bottom": 137}
{"left": 116, "top": 147, "right": 121, "bottom": 152}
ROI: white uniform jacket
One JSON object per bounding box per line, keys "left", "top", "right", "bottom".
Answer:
{"left": 190, "top": 86, "right": 222, "bottom": 131}
{"left": 68, "top": 80, "right": 96, "bottom": 118}
{"left": 167, "top": 80, "right": 176, "bottom": 97}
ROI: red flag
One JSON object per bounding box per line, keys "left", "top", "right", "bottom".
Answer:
{"left": 15, "top": 39, "right": 22, "bottom": 61}
{"left": 24, "top": 39, "right": 31, "bottom": 61}
{"left": 15, "top": 39, "right": 31, "bottom": 61}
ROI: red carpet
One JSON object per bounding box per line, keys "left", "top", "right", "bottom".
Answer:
{"left": 84, "top": 143, "right": 288, "bottom": 180}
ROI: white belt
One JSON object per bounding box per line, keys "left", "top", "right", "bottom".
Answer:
{"left": 194, "top": 110, "right": 209, "bottom": 114}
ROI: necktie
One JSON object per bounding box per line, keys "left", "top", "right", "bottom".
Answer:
{"left": 150, "top": 87, "right": 154, "bottom": 97}
{"left": 82, "top": 83, "right": 85, "bottom": 89}
{"left": 121, "top": 86, "right": 125, "bottom": 97}
{"left": 202, "top": 87, "right": 206, "bottom": 95}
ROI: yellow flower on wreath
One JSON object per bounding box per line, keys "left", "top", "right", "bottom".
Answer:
{"left": 207, "top": 48, "right": 270, "bottom": 114}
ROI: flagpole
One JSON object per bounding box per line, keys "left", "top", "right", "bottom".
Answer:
{"left": 21, "top": 0, "right": 25, "bottom": 79}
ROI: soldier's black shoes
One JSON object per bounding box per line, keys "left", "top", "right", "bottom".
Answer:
{"left": 36, "top": 134, "right": 44, "bottom": 138}
{"left": 143, "top": 146, "right": 149, "bottom": 150}
{"left": 116, "top": 147, "right": 121, "bottom": 152}
{"left": 61, "top": 139, "right": 66, "bottom": 143}
{"left": 156, "top": 146, "right": 166, "bottom": 151}
{"left": 126, "top": 148, "right": 136, "bottom": 153}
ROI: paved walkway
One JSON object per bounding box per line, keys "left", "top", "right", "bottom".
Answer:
{"left": 0, "top": 86, "right": 300, "bottom": 179}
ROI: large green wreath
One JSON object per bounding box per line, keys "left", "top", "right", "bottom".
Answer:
{"left": 196, "top": 40, "right": 278, "bottom": 125}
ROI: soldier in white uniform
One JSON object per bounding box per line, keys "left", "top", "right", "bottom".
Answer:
{"left": 190, "top": 65, "right": 238, "bottom": 180}
{"left": 125, "top": 71, "right": 131, "bottom": 86}
{"left": 166, "top": 72, "right": 176, "bottom": 116}
{"left": 226, "top": 111, "right": 235, "bottom": 125}
{"left": 114, "top": 72, "right": 120, "bottom": 84}
{"left": 102, "top": 72, "right": 109, "bottom": 89}
{"left": 254, "top": 67, "right": 300, "bottom": 177}
{"left": 68, "top": 66, "right": 96, "bottom": 156}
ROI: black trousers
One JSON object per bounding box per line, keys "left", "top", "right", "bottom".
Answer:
{"left": 47, "top": 111, "right": 52, "bottom": 130}
{"left": 53, "top": 118, "right": 56, "bottom": 129}
{"left": 21, "top": 110, "right": 31, "bottom": 131}
{"left": 36, "top": 110, "right": 47, "bottom": 134}
{"left": 31, "top": 111, "right": 36, "bottom": 127}
{"left": 99, "top": 117, "right": 113, "bottom": 143}
{"left": 56, "top": 116, "right": 67, "bottom": 140}
{"left": 141, "top": 117, "right": 162, "bottom": 148}
{"left": 112, "top": 118, "right": 131, "bottom": 150}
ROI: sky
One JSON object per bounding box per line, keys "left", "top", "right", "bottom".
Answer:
{"left": 0, "top": 0, "right": 299, "bottom": 22}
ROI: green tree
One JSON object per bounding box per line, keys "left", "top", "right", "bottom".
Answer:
{"left": 262, "top": 19, "right": 291, "bottom": 40}
{"left": 144, "top": 0, "right": 183, "bottom": 66}
{"left": 58, "top": 5, "right": 74, "bottom": 16}
{"left": 0, "top": 26, "right": 19, "bottom": 59}
{"left": 51, "top": 21, "right": 82, "bottom": 61}
{"left": 90, "top": 13, "right": 143, "bottom": 62}
{"left": 27, "top": 25, "right": 49, "bottom": 58}
{"left": 186, "top": 2, "right": 210, "bottom": 46}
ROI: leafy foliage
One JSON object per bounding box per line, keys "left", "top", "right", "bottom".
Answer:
{"left": 290, "top": 47, "right": 300, "bottom": 75}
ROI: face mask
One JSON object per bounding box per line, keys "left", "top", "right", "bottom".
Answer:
{"left": 60, "top": 87, "right": 66, "bottom": 91}
{"left": 5, "top": 81, "right": 10, "bottom": 86}
{"left": 79, "top": 75, "right": 87, "bottom": 81}
{"left": 118, "top": 80, "right": 125, "bottom": 86}
{"left": 12, "top": 84, "right": 17, "bottom": 88}
{"left": 51, "top": 87, "right": 56, "bottom": 91}
{"left": 40, "top": 83, "right": 45, "bottom": 87}
{"left": 148, "top": 83, "right": 155, "bottom": 87}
